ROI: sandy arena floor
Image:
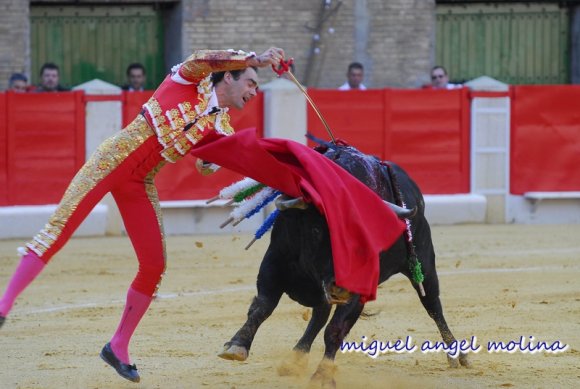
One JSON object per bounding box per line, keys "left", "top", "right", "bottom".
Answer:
{"left": 0, "top": 224, "right": 579, "bottom": 388}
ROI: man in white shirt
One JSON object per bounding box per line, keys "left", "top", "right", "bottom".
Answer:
{"left": 338, "top": 62, "right": 367, "bottom": 90}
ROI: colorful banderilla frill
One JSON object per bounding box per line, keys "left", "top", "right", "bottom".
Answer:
{"left": 207, "top": 177, "right": 281, "bottom": 249}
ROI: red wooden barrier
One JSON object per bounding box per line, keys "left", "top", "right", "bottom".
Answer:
{"left": 122, "top": 91, "right": 154, "bottom": 127}
{"left": 510, "top": 86, "right": 580, "bottom": 194}
{"left": 0, "top": 93, "right": 7, "bottom": 204}
{"left": 306, "top": 88, "right": 470, "bottom": 194}
{"left": 1, "top": 91, "right": 85, "bottom": 206}
{"left": 389, "top": 88, "right": 470, "bottom": 194}
{"left": 2, "top": 86, "right": 578, "bottom": 206}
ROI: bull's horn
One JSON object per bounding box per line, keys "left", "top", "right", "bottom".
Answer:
{"left": 275, "top": 195, "right": 309, "bottom": 211}
{"left": 384, "top": 200, "right": 417, "bottom": 219}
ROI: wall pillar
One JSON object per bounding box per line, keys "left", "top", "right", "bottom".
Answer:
{"left": 464, "top": 76, "right": 510, "bottom": 223}
{"left": 260, "top": 78, "right": 307, "bottom": 143}
{"left": 73, "top": 79, "right": 124, "bottom": 235}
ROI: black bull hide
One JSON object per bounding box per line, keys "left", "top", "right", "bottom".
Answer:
{"left": 219, "top": 145, "right": 470, "bottom": 386}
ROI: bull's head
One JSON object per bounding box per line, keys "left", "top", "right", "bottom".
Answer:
{"left": 275, "top": 194, "right": 416, "bottom": 219}
{"left": 384, "top": 200, "right": 417, "bottom": 219}
{"left": 274, "top": 195, "right": 309, "bottom": 211}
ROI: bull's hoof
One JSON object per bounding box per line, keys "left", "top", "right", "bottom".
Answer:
{"left": 447, "top": 355, "right": 460, "bottom": 368}
{"left": 218, "top": 343, "right": 249, "bottom": 361}
{"left": 459, "top": 353, "right": 472, "bottom": 368}
{"left": 308, "top": 358, "right": 337, "bottom": 389}
{"left": 447, "top": 353, "right": 472, "bottom": 368}
{"left": 277, "top": 350, "right": 309, "bottom": 377}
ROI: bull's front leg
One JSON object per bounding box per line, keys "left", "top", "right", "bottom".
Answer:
{"left": 309, "top": 297, "right": 364, "bottom": 389}
{"left": 295, "top": 303, "right": 333, "bottom": 353}
{"left": 218, "top": 292, "right": 282, "bottom": 361}
{"left": 277, "top": 303, "right": 332, "bottom": 377}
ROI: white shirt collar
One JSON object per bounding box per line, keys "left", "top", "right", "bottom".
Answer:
{"left": 203, "top": 87, "right": 228, "bottom": 115}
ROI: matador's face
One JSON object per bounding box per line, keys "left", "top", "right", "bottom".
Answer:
{"left": 223, "top": 68, "right": 259, "bottom": 110}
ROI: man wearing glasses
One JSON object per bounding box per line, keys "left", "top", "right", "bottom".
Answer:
{"left": 430, "top": 66, "right": 462, "bottom": 89}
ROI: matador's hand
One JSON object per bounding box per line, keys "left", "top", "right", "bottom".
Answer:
{"left": 249, "top": 47, "right": 285, "bottom": 68}
{"left": 196, "top": 158, "right": 220, "bottom": 176}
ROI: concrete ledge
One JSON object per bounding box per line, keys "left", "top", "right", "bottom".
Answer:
{"left": 424, "top": 194, "right": 487, "bottom": 225}
{"left": 159, "top": 195, "right": 489, "bottom": 232}
{"left": 0, "top": 194, "right": 491, "bottom": 240}
{"left": 523, "top": 191, "right": 580, "bottom": 213}
{"left": 508, "top": 194, "right": 580, "bottom": 224}
{"left": 0, "top": 204, "right": 108, "bottom": 239}
{"left": 159, "top": 200, "right": 266, "bottom": 235}
{"left": 160, "top": 199, "right": 230, "bottom": 208}
{"left": 524, "top": 191, "right": 580, "bottom": 200}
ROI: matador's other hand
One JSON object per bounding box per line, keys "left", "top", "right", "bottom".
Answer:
{"left": 250, "top": 47, "right": 285, "bottom": 68}
{"left": 195, "top": 158, "right": 221, "bottom": 176}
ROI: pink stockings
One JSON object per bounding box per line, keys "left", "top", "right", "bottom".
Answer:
{"left": 110, "top": 288, "right": 153, "bottom": 364}
{"left": 0, "top": 252, "right": 45, "bottom": 317}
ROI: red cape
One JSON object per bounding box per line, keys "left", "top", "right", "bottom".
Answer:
{"left": 190, "top": 129, "right": 405, "bottom": 302}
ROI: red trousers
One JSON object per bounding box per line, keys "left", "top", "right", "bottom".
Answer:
{"left": 23, "top": 116, "right": 167, "bottom": 296}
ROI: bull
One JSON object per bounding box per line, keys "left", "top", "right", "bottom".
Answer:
{"left": 218, "top": 143, "right": 471, "bottom": 387}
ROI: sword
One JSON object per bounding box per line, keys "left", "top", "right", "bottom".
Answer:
{"left": 272, "top": 59, "right": 337, "bottom": 143}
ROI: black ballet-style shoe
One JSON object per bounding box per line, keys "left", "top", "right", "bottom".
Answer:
{"left": 100, "top": 342, "right": 140, "bottom": 383}
{"left": 0, "top": 315, "right": 5, "bottom": 329}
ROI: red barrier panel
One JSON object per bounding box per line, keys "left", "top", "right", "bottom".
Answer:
{"left": 388, "top": 88, "right": 470, "bottom": 194}
{"left": 511, "top": 86, "right": 580, "bottom": 194}
{"left": 307, "top": 89, "right": 470, "bottom": 194}
{"left": 2, "top": 91, "right": 85, "bottom": 205}
{"left": 154, "top": 93, "right": 264, "bottom": 200}
{"left": 122, "top": 91, "right": 154, "bottom": 127}
{"left": 0, "top": 93, "right": 7, "bottom": 204}
{"left": 306, "top": 89, "right": 387, "bottom": 156}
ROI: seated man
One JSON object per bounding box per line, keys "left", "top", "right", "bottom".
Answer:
{"left": 8, "top": 73, "right": 29, "bottom": 92}
{"left": 122, "top": 63, "right": 147, "bottom": 91}
{"left": 33, "top": 63, "right": 69, "bottom": 92}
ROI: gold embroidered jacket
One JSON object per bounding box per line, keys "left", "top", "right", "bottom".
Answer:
{"left": 142, "top": 49, "right": 255, "bottom": 163}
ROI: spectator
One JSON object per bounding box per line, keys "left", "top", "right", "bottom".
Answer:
{"left": 430, "top": 66, "right": 462, "bottom": 90}
{"left": 338, "top": 62, "right": 367, "bottom": 90}
{"left": 8, "top": 73, "right": 28, "bottom": 92}
{"left": 122, "top": 63, "right": 147, "bottom": 91}
{"left": 35, "top": 63, "right": 69, "bottom": 92}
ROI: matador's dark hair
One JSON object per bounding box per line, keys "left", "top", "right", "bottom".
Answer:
{"left": 210, "top": 66, "right": 257, "bottom": 85}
